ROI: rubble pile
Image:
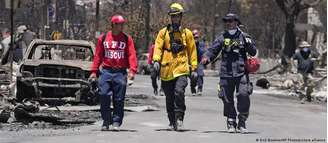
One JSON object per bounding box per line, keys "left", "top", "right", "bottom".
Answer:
{"left": 0, "top": 99, "right": 98, "bottom": 129}
{"left": 0, "top": 93, "right": 158, "bottom": 131}
{"left": 255, "top": 66, "right": 327, "bottom": 102}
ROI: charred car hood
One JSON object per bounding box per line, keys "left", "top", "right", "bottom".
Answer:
{"left": 22, "top": 60, "right": 92, "bottom": 71}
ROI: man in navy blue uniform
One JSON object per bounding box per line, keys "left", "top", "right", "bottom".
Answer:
{"left": 201, "top": 13, "right": 257, "bottom": 134}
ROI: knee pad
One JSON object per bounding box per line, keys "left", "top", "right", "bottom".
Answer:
{"left": 175, "top": 87, "right": 184, "bottom": 96}
{"left": 175, "top": 78, "right": 187, "bottom": 96}
{"left": 238, "top": 112, "right": 249, "bottom": 121}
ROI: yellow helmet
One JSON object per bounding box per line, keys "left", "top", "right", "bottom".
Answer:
{"left": 168, "top": 3, "right": 184, "bottom": 15}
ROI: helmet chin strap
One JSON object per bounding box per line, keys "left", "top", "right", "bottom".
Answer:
{"left": 172, "top": 23, "right": 181, "bottom": 32}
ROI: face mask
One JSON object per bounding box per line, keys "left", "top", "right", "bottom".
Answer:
{"left": 302, "top": 47, "right": 310, "bottom": 52}
{"left": 172, "top": 23, "right": 180, "bottom": 32}
{"left": 228, "top": 29, "right": 237, "bottom": 35}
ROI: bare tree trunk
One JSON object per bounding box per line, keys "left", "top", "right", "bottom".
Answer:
{"left": 228, "top": 0, "right": 233, "bottom": 13}
{"left": 283, "top": 18, "right": 297, "bottom": 58}
{"left": 275, "top": 0, "right": 322, "bottom": 58}
{"left": 95, "top": 0, "right": 99, "bottom": 32}
{"left": 144, "top": 0, "right": 151, "bottom": 50}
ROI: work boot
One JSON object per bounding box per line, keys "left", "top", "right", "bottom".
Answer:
{"left": 237, "top": 120, "right": 248, "bottom": 134}
{"left": 172, "top": 121, "right": 178, "bottom": 131}
{"left": 154, "top": 89, "right": 158, "bottom": 96}
{"left": 101, "top": 121, "right": 110, "bottom": 131}
{"left": 191, "top": 88, "right": 196, "bottom": 96}
{"left": 197, "top": 89, "right": 202, "bottom": 96}
{"left": 227, "top": 118, "right": 237, "bottom": 133}
{"left": 160, "top": 89, "right": 164, "bottom": 96}
{"left": 300, "top": 97, "right": 306, "bottom": 104}
{"left": 112, "top": 122, "right": 120, "bottom": 131}
{"left": 101, "top": 125, "right": 109, "bottom": 131}
{"left": 168, "top": 123, "right": 174, "bottom": 130}
{"left": 176, "top": 119, "right": 184, "bottom": 131}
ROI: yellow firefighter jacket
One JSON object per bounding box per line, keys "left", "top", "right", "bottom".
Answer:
{"left": 153, "top": 26, "right": 198, "bottom": 81}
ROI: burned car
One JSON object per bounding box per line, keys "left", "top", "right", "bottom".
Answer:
{"left": 16, "top": 39, "right": 98, "bottom": 105}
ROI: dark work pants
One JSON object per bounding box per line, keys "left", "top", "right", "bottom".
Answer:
{"left": 98, "top": 69, "right": 127, "bottom": 126}
{"left": 219, "top": 75, "right": 252, "bottom": 122}
{"left": 190, "top": 75, "right": 204, "bottom": 93}
{"left": 190, "top": 64, "right": 205, "bottom": 93}
{"left": 150, "top": 65, "right": 158, "bottom": 91}
{"left": 161, "top": 76, "right": 188, "bottom": 124}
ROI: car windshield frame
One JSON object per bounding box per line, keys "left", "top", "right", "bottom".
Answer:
{"left": 27, "top": 43, "right": 94, "bottom": 62}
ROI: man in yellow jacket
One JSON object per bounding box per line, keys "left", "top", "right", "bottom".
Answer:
{"left": 152, "top": 2, "right": 198, "bottom": 131}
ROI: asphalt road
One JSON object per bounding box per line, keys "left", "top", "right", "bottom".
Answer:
{"left": 0, "top": 75, "right": 326, "bottom": 143}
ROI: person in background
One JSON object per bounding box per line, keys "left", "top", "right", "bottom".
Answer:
{"left": 148, "top": 43, "right": 159, "bottom": 95}
{"left": 1, "top": 28, "right": 11, "bottom": 65}
{"left": 190, "top": 29, "right": 206, "bottom": 96}
{"left": 292, "top": 41, "right": 315, "bottom": 104}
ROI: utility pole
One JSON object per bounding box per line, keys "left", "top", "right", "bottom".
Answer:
{"left": 65, "top": 0, "right": 69, "bottom": 38}
{"left": 144, "top": 0, "right": 151, "bottom": 51}
{"left": 228, "top": 0, "right": 233, "bottom": 13}
{"left": 212, "top": 14, "right": 219, "bottom": 42}
{"left": 41, "top": 0, "right": 45, "bottom": 39}
{"left": 9, "top": 0, "right": 14, "bottom": 83}
{"left": 95, "top": 0, "right": 100, "bottom": 33}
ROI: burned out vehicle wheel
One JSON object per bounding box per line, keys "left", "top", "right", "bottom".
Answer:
{"left": 16, "top": 80, "right": 36, "bottom": 102}
{"left": 79, "top": 90, "right": 99, "bottom": 105}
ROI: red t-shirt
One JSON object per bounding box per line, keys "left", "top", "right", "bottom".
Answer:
{"left": 147, "top": 44, "right": 155, "bottom": 65}
{"left": 91, "top": 31, "right": 137, "bottom": 75}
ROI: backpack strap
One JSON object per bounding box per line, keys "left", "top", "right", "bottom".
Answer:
{"left": 122, "top": 33, "right": 129, "bottom": 58}
{"left": 238, "top": 32, "right": 252, "bottom": 75}
{"left": 238, "top": 31, "right": 249, "bottom": 61}
{"left": 164, "top": 25, "right": 186, "bottom": 52}
{"left": 162, "top": 25, "right": 170, "bottom": 52}
{"left": 122, "top": 32, "right": 129, "bottom": 43}
{"left": 101, "top": 32, "right": 107, "bottom": 47}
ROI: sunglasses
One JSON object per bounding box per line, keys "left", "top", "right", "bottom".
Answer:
{"left": 170, "top": 14, "right": 182, "bottom": 18}
{"left": 224, "top": 19, "right": 235, "bottom": 23}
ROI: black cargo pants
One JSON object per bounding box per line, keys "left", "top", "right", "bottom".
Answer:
{"left": 161, "top": 76, "right": 188, "bottom": 124}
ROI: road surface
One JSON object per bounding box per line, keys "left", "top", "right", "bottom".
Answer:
{"left": 0, "top": 75, "right": 326, "bottom": 143}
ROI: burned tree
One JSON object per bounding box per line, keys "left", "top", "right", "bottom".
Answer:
{"left": 275, "top": 0, "right": 322, "bottom": 58}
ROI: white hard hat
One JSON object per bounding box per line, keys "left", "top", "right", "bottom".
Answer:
{"left": 299, "top": 41, "right": 311, "bottom": 48}
{"left": 17, "top": 25, "right": 27, "bottom": 34}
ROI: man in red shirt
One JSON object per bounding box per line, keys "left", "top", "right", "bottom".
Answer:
{"left": 90, "top": 15, "right": 137, "bottom": 131}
